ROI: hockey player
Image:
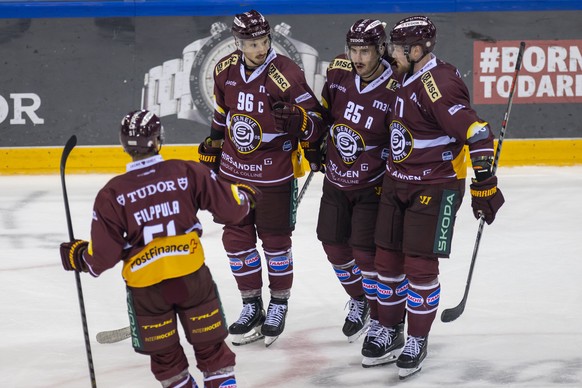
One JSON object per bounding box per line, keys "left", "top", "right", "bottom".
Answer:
{"left": 59, "top": 110, "right": 260, "bottom": 388}
{"left": 316, "top": 19, "right": 401, "bottom": 366}
{"left": 375, "top": 16, "right": 505, "bottom": 379}
{"left": 198, "top": 10, "right": 326, "bottom": 347}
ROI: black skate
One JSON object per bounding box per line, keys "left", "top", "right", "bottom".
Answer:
{"left": 397, "top": 335, "right": 428, "bottom": 380}
{"left": 361, "top": 321, "right": 404, "bottom": 368}
{"left": 228, "top": 297, "right": 265, "bottom": 346}
{"left": 342, "top": 296, "right": 370, "bottom": 343}
{"left": 261, "top": 298, "right": 288, "bottom": 347}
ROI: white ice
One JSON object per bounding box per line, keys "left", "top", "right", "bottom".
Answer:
{"left": 1, "top": 166, "right": 581, "bottom": 387}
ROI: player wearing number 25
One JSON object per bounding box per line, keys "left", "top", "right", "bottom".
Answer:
{"left": 373, "top": 16, "right": 505, "bottom": 379}
{"left": 59, "top": 110, "right": 259, "bottom": 387}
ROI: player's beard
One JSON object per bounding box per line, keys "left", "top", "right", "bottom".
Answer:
{"left": 394, "top": 60, "right": 410, "bottom": 76}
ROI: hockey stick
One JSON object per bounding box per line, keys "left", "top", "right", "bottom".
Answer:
{"left": 96, "top": 326, "right": 131, "bottom": 344}
{"left": 441, "top": 42, "right": 526, "bottom": 323}
{"left": 60, "top": 135, "right": 98, "bottom": 387}
{"left": 297, "top": 169, "right": 315, "bottom": 206}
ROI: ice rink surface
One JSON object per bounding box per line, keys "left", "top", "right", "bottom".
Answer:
{"left": 1, "top": 166, "right": 581, "bottom": 387}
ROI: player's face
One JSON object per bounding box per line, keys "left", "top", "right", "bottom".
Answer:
{"left": 239, "top": 36, "right": 271, "bottom": 67}
{"left": 348, "top": 45, "right": 381, "bottom": 78}
{"left": 389, "top": 43, "right": 421, "bottom": 75}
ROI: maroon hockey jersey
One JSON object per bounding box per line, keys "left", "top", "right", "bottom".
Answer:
{"left": 211, "top": 49, "right": 325, "bottom": 186}
{"left": 322, "top": 55, "right": 398, "bottom": 190}
{"left": 387, "top": 56, "right": 495, "bottom": 184}
{"left": 83, "top": 156, "right": 250, "bottom": 283}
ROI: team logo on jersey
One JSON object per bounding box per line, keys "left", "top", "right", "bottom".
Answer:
{"left": 215, "top": 54, "right": 238, "bottom": 76}
{"left": 331, "top": 124, "right": 365, "bottom": 165}
{"left": 390, "top": 120, "right": 413, "bottom": 163}
{"left": 362, "top": 278, "right": 377, "bottom": 296}
{"left": 229, "top": 114, "right": 262, "bottom": 154}
{"left": 421, "top": 71, "right": 442, "bottom": 102}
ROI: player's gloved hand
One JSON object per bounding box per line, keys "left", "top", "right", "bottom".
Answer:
{"left": 272, "top": 102, "right": 310, "bottom": 137}
{"left": 301, "top": 139, "right": 325, "bottom": 173}
{"left": 233, "top": 182, "right": 263, "bottom": 209}
{"left": 60, "top": 240, "right": 89, "bottom": 272}
{"left": 198, "top": 136, "right": 222, "bottom": 172}
{"left": 470, "top": 176, "right": 505, "bottom": 225}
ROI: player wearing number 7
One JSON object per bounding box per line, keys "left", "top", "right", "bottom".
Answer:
{"left": 374, "top": 16, "right": 505, "bottom": 380}
{"left": 59, "top": 110, "right": 260, "bottom": 388}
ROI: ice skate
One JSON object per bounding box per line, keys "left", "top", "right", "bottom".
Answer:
{"left": 342, "top": 296, "right": 370, "bottom": 342}
{"left": 361, "top": 321, "right": 404, "bottom": 368}
{"left": 228, "top": 297, "right": 266, "bottom": 346}
{"left": 397, "top": 335, "right": 428, "bottom": 380}
{"left": 261, "top": 298, "right": 288, "bottom": 347}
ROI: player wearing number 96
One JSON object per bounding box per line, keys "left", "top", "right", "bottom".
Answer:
{"left": 197, "top": 9, "right": 327, "bottom": 348}
{"left": 58, "top": 109, "right": 258, "bottom": 388}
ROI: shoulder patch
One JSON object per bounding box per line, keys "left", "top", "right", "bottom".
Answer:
{"left": 268, "top": 63, "right": 291, "bottom": 91}
{"left": 328, "top": 58, "right": 352, "bottom": 71}
{"left": 421, "top": 71, "right": 442, "bottom": 102}
{"left": 386, "top": 79, "right": 399, "bottom": 91}
{"left": 215, "top": 54, "right": 239, "bottom": 76}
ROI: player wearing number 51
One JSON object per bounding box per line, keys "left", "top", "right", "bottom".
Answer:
{"left": 59, "top": 110, "right": 260, "bottom": 388}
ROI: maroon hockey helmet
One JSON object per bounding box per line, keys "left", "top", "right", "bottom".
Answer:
{"left": 390, "top": 15, "right": 437, "bottom": 53}
{"left": 346, "top": 19, "right": 387, "bottom": 48}
{"left": 120, "top": 110, "right": 164, "bottom": 156}
{"left": 232, "top": 10, "right": 270, "bottom": 40}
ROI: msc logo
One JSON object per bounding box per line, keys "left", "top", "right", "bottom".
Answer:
{"left": 421, "top": 71, "right": 442, "bottom": 102}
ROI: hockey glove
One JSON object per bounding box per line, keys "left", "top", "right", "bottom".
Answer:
{"left": 233, "top": 182, "right": 263, "bottom": 209}
{"left": 198, "top": 136, "right": 222, "bottom": 173}
{"left": 470, "top": 176, "right": 505, "bottom": 225}
{"left": 272, "top": 102, "right": 310, "bottom": 137}
{"left": 60, "top": 240, "right": 89, "bottom": 272}
{"left": 301, "top": 139, "right": 325, "bottom": 173}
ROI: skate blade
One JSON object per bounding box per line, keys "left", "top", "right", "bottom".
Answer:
{"left": 346, "top": 319, "right": 371, "bottom": 343}
{"left": 361, "top": 352, "right": 398, "bottom": 368}
{"left": 230, "top": 331, "right": 264, "bottom": 346}
{"left": 264, "top": 335, "right": 280, "bottom": 347}
{"left": 398, "top": 362, "right": 423, "bottom": 380}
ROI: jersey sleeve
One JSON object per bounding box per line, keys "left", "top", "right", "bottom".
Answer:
{"left": 425, "top": 67, "right": 495, "bottom": 158}
{"left": 188, "top": 162, "right": 251, "bottom": 223}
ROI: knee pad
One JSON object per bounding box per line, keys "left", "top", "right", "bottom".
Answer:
{"left": 178, "top": 297, "right": 228, "bottom": 347}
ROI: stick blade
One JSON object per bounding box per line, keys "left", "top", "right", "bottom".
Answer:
{"left": 440, "top": 304, "right": 465, "bottom": 323}
{"left": 96, "top": 326, "right": 131, "bottom": 344}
